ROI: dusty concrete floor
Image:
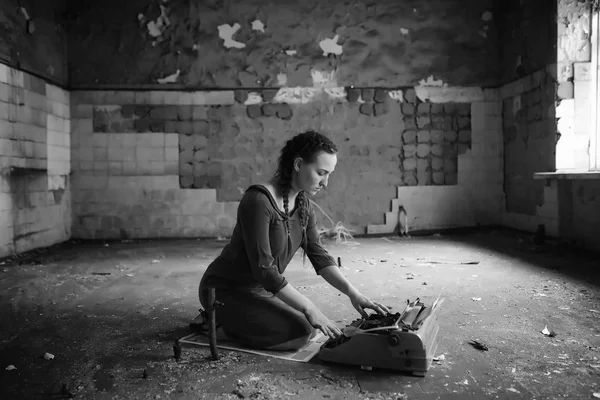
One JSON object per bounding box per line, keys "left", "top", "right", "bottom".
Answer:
{"left": 0, "top": 228, "right": 599, "bottom": 400}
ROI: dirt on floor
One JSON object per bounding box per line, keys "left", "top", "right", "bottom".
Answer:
{"left": 0, "top": 227, "right": 599, "bottom": 400}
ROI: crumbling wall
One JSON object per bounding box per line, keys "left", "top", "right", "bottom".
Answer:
{"left": 502, "top": 69, "right": 557, "bottom": 215}
{"left": 496, "top": 0, "right": 558, "bottom": 85}
{"left": 555, "top": 0, "right": 593, "bottom": 170}
{"left": 70, "top": 86, "right": 478, "bottom": 239}
{"left": 67, "top": 0, "right": 499, "bottom": 88}
{"left": 499, "top": 0, "right": 559, "bottom": 216}
{"left": 0, "top": 0, "right": 68, "bottom": 86}
{"left": 0, "top": 64, "right": 71, "bottom": 257}
{"left": 500, "top": 0, "right": 600, "bottom": 252}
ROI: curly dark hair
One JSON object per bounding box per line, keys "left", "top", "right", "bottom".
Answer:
{"left": 272, "top": 130, "right": 338, "bottom": 263}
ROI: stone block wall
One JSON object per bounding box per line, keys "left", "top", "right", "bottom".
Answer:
{"left": 499, "top": 1, "right": 600, "bottom": 252}
{"left": 502, "top": 68, "right": 558, "bottom": 216}
{"left": 0, "top": 63, "right": 71, "bottom": 257}
{"left": 500, "top": 67, "right": 561, "bottom": 236}
{"left": 70, "top": 91, "right": 238, "bottom": 239}
{"left": 70, "top": 84, "right": 483, "bottom": 239}
{"left": 367, "top": 88, "right": 503, "bottom": 234}
{"left": 396, "top": 92, "right": 471, "bottom": 187}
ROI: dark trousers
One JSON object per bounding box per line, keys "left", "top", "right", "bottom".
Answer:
{"left": 199, "top": 284, "right": 314, "bottom": 351}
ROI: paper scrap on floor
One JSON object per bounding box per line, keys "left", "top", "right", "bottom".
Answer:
{"left": 179, "top": 330, "right": 328, "bottom": 362}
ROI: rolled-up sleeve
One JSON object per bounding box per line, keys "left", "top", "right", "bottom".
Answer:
{"left": 305, "top": 201, "right": 337, "bottom": 274}
{"left": 238, "top": 193, "right": 288, "bottom": 294}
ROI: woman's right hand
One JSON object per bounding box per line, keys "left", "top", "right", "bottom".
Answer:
{"left": 304, "top": 307, "right": 343, "bottom": 339}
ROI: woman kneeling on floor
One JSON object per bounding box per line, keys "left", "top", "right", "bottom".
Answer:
{"left": 198, "top": 130, "right": 389, "bottom": 351}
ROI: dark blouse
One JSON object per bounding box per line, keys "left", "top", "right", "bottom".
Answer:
{"left": 200, "top": 185, "right": 337, "bottom": 294}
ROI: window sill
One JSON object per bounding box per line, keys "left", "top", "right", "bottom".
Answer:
{"left": 533, "top": 170, "right": 600, "bottom": 180}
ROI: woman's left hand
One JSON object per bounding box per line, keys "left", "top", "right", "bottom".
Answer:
{"left": 349, "top": 291, "right": 390, "bottom": 318}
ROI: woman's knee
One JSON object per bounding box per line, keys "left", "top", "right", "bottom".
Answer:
{"left": 276, "top": 320, "right": 315, "bottom": 350}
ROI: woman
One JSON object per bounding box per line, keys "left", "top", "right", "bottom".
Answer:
{"left": 198, "top": 130, "right": 390, "bottom": 351}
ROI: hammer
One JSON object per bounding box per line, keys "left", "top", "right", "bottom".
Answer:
{"left": 207, "top": 287, "right": 221, "bottom": 361}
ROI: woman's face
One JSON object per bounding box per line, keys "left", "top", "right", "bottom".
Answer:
{"left": 293, "top": 151, "right": 338, "bottom": 195}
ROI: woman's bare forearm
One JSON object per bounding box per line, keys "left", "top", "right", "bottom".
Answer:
{"left": 274, "top": 284, "right": 317, "bottom": 314}
{"left": 318, "top": 265, "right": 360, "bottom": 298}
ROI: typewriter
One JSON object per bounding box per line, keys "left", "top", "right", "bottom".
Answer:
{"left": 318, "top": 297, "right": 442, "bottom": 376}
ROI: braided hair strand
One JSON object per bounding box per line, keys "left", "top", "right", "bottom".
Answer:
{"left": 272, "top": 130, "right": 338, "bottom": 264}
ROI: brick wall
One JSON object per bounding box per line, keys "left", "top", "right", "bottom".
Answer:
{"left": 0, "top": 63, "right": 71, "bottom": 257}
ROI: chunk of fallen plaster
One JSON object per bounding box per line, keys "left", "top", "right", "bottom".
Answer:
{"left": 44, "top": 353, "right": 55, "bottom": 360}
{"left": 6, "top": 365, "right": 16, "bottom": 370}
{"left": 218, "top": 23, "right": 246, "bottom": 49}
{"left": 400, "top": 28, "right": 409, "bottom": 35}
{"left": 251, "top": 19, "right": 265, "bottom": 33}
{"left": 157, "top": 70, "right": 180, "bottom": 84}
{"left": 319, "top": 35, "right": 343, "bottom": 56}
{"left": 285, "top": 49, "right": 297, "bottom": 56}
{"left": 541, "top": 325, "right": 557, "bottom": 337}
{"left": 244, "top": 92, "right": 262, "bottom": 105}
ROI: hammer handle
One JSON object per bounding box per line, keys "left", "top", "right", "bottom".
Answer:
{"left": 207, "top": 288, "right": 219, "bottom": 360}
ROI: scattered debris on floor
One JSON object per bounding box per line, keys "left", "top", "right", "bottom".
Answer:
{"left": 541, "top": 325, "right": 557, "bottom": 337}
{"left": 468, "top": 340, "right": 489, "bottom": 351}
{"left": 417, "top": 258, "right": 480, "bottom": 265}
{"left": 433, "top": 354, "right": 446, "bottom": 363}
{"left": 1, "top": 232, "right": 599, "bottom": 399}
